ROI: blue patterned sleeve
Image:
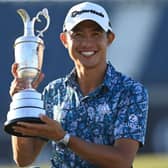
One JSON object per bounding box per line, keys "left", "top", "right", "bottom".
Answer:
{"left": 114, "top": 82, "right": 149, "bottom": 146}
{"left": 42, "top": 83, "right": 54, "bottom": 119}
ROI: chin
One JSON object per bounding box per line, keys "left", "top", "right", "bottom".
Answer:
{"left": 82, "top": 63, "right": 99, "bottom": 69}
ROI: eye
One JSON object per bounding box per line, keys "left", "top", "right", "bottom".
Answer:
{"left": 92, "top": 30, "right": 103, "bottom": 38}
{"left": 74, "top": 32, "right": 82, "bottom": 37}
{"left": 71, "top": 31, "right": 84, "bottom": 40}
{"left": 93, "top": 32, "right": 100, "bottom": 36}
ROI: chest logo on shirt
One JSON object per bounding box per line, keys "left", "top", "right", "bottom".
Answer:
{"left": 97, "top": 103, "right": 111, "bottom": 115}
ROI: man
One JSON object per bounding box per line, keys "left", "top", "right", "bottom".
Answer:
{"left": 10, "top": 2, "right": 148, "bottom": 168}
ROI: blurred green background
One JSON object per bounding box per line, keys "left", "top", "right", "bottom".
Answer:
{"left": 1, "top": 154, "right": 168, "bottom": 168}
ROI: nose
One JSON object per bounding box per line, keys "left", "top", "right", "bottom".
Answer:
{"left": 80, "top": 35, "right": 94, "bottom": 47}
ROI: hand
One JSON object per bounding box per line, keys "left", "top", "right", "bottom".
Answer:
{"left": 12, "top": 115, "right": 66, "bottom": 141}
{"left": 9, "top": 63, "right": 45, "bottom": 97}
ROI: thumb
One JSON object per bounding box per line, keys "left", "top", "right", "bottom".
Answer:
{"left": 40, "top": 114, "right": 51, "bottom": 124}
{"left": 11, "top": 63, "right": 19, "bottom": 78}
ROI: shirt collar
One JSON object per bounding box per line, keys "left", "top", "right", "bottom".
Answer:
{"left": 64, "top": 67, "right": 77, "bottom": 87}
{"left": 103, "top": 61, "right": 119, "bottom": 91}
{"left": 65, "top": 61, "right": 119, "bottom": 92}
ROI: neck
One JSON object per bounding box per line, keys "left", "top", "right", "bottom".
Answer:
{"left": 76, "top": 64, "right": 107, "bottom": 96}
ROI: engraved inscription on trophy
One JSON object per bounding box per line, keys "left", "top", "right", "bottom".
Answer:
{"left": 4, "top": 8, "right": 50, "bottom": 137}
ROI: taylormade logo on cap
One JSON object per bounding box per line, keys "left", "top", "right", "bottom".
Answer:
{"left": 63, "top": 2, "right": 112, "bottom": 32}
{"left": 71, "top": 10, "right": 104, "bottom": 18}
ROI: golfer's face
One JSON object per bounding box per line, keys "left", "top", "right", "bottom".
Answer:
{"left": 65, "top": 20, "right": 111, "bottom": 69}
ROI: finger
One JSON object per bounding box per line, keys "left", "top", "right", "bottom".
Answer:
{"left": 11, "top": 78, "right": 25, "bottom": 88}
{"left": 32, "top": 73, "right": 45, "bottom": 89}
{"left": 11, "top": 63, "right": 19, "bottom": 78}
{"left": 13, "top": 125, "right": 31, "bottom": 135}
{"left": 13, "top": 126, "right": 39, "bottom": 136}
{"left": 40, "top": 114, "right": 53, "bottom": 124}
{"left": 10, "top": 79, "right": 19, "bottom": 96}
{"left": 14, "top": 122, "right": 48, "bottom": 136}
{"left": 9, "top": 78, "right": 26, "bottom": 96}
{"left": 17, "top": 122, "right": 45, "bottom": 129}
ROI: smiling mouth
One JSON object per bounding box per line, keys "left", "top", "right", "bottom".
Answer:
{"left": 81, "top": 51, "right": 96, "bottom": 57}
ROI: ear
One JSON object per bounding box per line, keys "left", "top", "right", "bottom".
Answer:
{"left": 107, "top": 32, "right": 115, "bottom": 45}
{"left": 60, "top": 32, "right": 68, "bottom": 48}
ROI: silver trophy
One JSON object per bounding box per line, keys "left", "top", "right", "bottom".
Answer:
{"left": 4, "top": 8, "right": 50, "bottom": 137}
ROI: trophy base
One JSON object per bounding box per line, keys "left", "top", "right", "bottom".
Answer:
{"left": 4, "top": 88, "right": 46, "bottom": 137}
{"left": 4, "top": 117, "right": 44, "bottom": 137}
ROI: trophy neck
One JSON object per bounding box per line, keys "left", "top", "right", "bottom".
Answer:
{"left": 24, "top": 21, "right": 35, "bottom": 36}
{"left": 24, "top": 78, "right": 33, "bottom": 89}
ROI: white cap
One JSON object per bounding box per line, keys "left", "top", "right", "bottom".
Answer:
{"left": 63, "top": 2, "right": 112, "bottom": 32}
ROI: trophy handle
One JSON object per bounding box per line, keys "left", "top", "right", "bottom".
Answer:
{"left": 34, "top": 8, "right": 50, "bottom": 37}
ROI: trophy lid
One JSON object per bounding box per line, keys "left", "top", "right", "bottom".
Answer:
{"left": 14, "top": 36, "right": 44, "bottom": 46}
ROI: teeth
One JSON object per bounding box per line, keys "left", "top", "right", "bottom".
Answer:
{"left": 81, "top": 51, "right": 95, "bottom": 57}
